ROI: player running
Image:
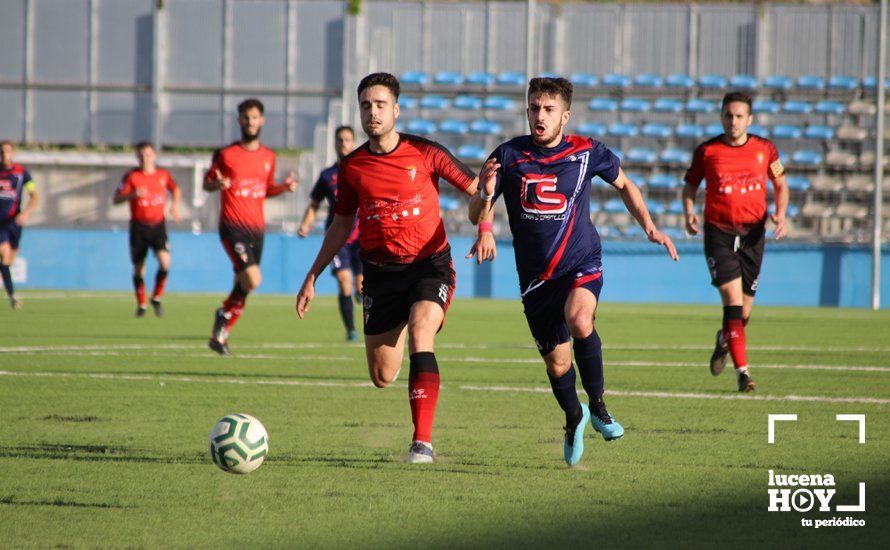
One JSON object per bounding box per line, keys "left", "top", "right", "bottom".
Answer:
{"left": 113, "top": 141, "right": 181, "bottom": 317}
{"left": 298, "top": 125, "right": 362, "bottom": 341}
{"left": 0, "top": 140, "right": 40, "bottom": 310}
{"left": 295, "top": 73, "right": 494, "bottom": 464}
{"left": 469, "top": 77, "right": 678, "bottom": 467}
{"left": 205, "top": 99, "right": 298, "bottom": 355}
{"left": 683, "top": 91, "right": 789, "bottom": 392}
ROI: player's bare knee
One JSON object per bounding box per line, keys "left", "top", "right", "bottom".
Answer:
{"left": 567, "top": 314, "right": 594, "bottom": 339}
{"left": 545, "top": 358, "right": 572, "bottom": 378}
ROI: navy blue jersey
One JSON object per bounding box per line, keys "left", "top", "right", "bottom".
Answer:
{"left": 0, "top": 164, "right": 35, "bottom": 223}
{"left": 309, "top": 163, "right": 340, "bottom": 230}
{"left": 491, "top": 135, "right": 620, "bottom": 292}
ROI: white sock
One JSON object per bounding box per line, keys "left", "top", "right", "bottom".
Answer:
{"left": 736, "top": 366, "right": 749, "bottom": 379}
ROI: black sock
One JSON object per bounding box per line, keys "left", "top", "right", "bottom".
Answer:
{"left": 574, "top": 331, "right": 604, "bottom": 401}
{"left": 338, "top": 294, "right": 355, "bottom": 331}
{"left": 547, "top": 366, "right": 582, "bottom": 425}
{"left": 0, "top": 264, "right": 13, "bottom": 297}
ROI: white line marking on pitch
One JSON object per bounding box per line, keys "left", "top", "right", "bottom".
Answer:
{"left": 0, "top": 370, "right": 887, "bottom": 405}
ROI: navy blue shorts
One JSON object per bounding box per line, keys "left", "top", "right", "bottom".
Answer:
{"left": 330, "top": 241, "right": 363, "bottom": 277}
{"left": 521, "top": 265, "right": 604, "bottom": 356}
{"left": 0, "top": 220, "right": 22, "bottom": 250}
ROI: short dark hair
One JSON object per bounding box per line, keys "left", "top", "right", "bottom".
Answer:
{"left": 721, "top": 91, "right": 752, "bottom": 112}
{"left": 135, "top": 141, "right": 153, "bottom": 151}
{"left": 238, "top": 98, "right": 265, "bottom": 116}
{"left": 334, "top": 125, "right": 355, "bottom": 138}
{"left": 528, "top": 77, "right": 574, "bottom": 109}
{"left": 357, "top": 72, "right": 400, "bottom": 100}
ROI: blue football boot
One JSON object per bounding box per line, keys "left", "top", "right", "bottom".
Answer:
{"left": 591, "top": 400, "right": 624, "bottom": 441}
{"left": 563, "top": 403, "right": 590, "bottom": 467}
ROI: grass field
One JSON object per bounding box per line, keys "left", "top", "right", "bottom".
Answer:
{"left": 1, "top": 291, "right": 887, "bottom": 548}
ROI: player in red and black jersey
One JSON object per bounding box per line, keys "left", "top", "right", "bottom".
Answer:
{"left": 683, "top": 91, "right": 789, "bottom": 392}
{"left": 0, "top": 140, "right": 39, "bottom": 309}
{"left": 295, "top": 73, "right": 494, "bottom": 463}
{"left": 204, "top": 98, "right": 298, "bottom": 355}
{"left": 113, "top": 142, "right": 181, "bottom": 317}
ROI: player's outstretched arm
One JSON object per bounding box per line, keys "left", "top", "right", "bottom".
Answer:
{"left": 297, "top": 201, "right": 320, "bottom": 238}
{"left": 467, "top": 158, "right": 500, "bottom": 224}
{"left": 296, "top": 213, "right": 355, "bottom": 318}
{"left": 770, "top": 174, "right": 789, "bottom": 240}
{"left": 681, "top": 182, "right": 700, "bottom": 235}
{"left": 170, "top": 186, "right": 182, "bottom": 223}
{"left": 15, "top": 186, "right": 39, "bottom": 226}
{"left": 268, "top": 172, "right": 299, "bottom": 197}
{"left": 612, "top": 169, "right": 678, "bottom": 261}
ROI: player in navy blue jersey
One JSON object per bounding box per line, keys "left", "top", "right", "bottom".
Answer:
{"left": 0, "top": 140, "right": 40, "bottom": 309}
{"left": 298, "top": 125, "right": 362, "bottom": 341}
{"left": 469, "top": 77, "right": 678, "bottom": 467}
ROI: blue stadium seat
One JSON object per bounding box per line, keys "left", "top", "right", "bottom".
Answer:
{"left": 645, "top": 200, "right": 666, "bottom": 215}
{"left": 394, "top": 121, "right": 405, "bottom": 132}
{"left": 730, "top": 74, "right": 758, "bottom": 89}
{"left": 699, "top": 74, "right": 728, "bottom": 89}
{"left": 603, "top": 198, "right": 627, "bottom": 213}
{"left": 406, "top": 119, "right": 437, "bottom": 135}
{"left": 457, "top": 144, "right": 487, "bottom": 161}
{"left": 591, "top": 176, "right": 610, "bottom": 187}
{"left": 675, "top": 123, "right": 705, "bottom": 139}
{"left": 748, "top": 124, "right": 770, "bottom": 137}
{"left": 612, "top": 148, "right": 624, "bottom": 160}
{"left": 863, "top": 76, "right": 890, "bottom": 89}
{"left": 420, "top": 95, "right": 451, "bottom": 110}
{"left": 602, "top": 73, "right": 632, "bottom": 87}
{"left": 620, "top": 97, "right": 651, "bottom": 112}
{"left": 653, "top": 98, "right": 684, "bottom": 113}
{"left": 660, "top": 147, "right": 692, "bottom": 165}
{"left": 705, "top": 123, "right": 724, "bottom": 135}
{"left": 434, "top": 71, "right": 464, "bottom": 85}
{"left": 570, "top": 73, "right": 599, "bottom": 87}
{"left": 439, "top": 196, "right": 461, "bottom": 212}
{"left": 454, "top": 95, "right": 483, "bottom": 110}
{"left": 399, "top": 96, "right": 419, "bottom": 109}
{"left": 763, "top": 75, "right": 793, "bottom": 90}
{"left": 782, "top": 100, "right": 813, "bottom": 115}
{"left": 796, "top": 75, "right": 825, "bottom": 90}
{"left": 686, "top": 98, "right": 717, "bottom": 113}
{"left": 589, "top": 97, "right": 619, "bottom": 112}
{"left": 667, "top": 199, "right": 685, "bottom": 214}
{"left": 438, "top": 119, "right": 469, "bottom": 134}
{"left": 785, "top": 176, "right": 811, "bottom": 191}
{"left": 537, "top": 72, "right": 560, "bottom": 79}
{"left": 469, "top": 120, "right": 502, "bottom": 135}
{"left": 589, "top": 200, "right": 600, "bottom": 212}
{"left": 752, "top": 99, "right": 780, "bottom": 114}
{"left": 607, "top": 122, "right": 639, "bottom": 137}
{"left": 623, "top": 225, "right": 647, "bottom": 239}
{"left": 497, "top": 72, "right": 526, "bottom": 86}
{"left": 648, "top": 173, "right": 681, "bottom": 190}
{"left": 641, "top": 123, "right": 673, "bottom": 138}
{"left": 791, "top": 150, "right": 823, "bottom": 166}
{"left": 815, "top": 100, "right": 846, "bottom": 115}
{"left": 804, "top": 125, "right": 835, "bottom": 140}
{"left": 663, "top": 227, "right": 687, "bottom": 240}
{"left": 578, "top": 121, "right": 607, "bottom": 137}
{"left": 626, "top": 148, "right": 657, "bottom": 164}
{"left": 466, "top": 72, "right": 496, "bottom": 86}
{"left": 772, "top": 124, "right": 803, "bottom": 139}
{"left": 828, "top": 75, "right": 859, "bottom": 91}
{"left": 634, "top": 73, "right": 663, "bottom": 87}
{"left": 786, "top": 204, "right": 801, "bottom": 217}
{"left": 484, "top": 96, "right": 516, "bottom": 110}
{"left": 666, "top": 73, "right": 695, "bottom": 88}
{"left": 401, "top": 71, "right": 430, "bottom": 86}
{"left": 624, "top": 171, "right": 646, "bottom": 184}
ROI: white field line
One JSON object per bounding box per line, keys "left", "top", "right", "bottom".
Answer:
{"left": 0, "top": 369, "right": 886, "bottom": 405}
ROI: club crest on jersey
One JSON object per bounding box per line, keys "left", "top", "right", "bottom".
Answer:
{"left": 264, "top": 162, "right": 271, "bottom": 173}
{"left": 520, "top": 174, "right": 567, "bottom": 215}
{"left": 405, "top": 166, "right": 417, "bottom": 182}
{"left": 757, "top": 152, "right": 764, "bottom": 165}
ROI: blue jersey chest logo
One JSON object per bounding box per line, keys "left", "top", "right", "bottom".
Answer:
{"left": 520, "top": 174, "right": 566, "bottom": 214}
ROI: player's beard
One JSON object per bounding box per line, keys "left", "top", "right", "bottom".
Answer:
{"left": 363, "top": 119, "right": 392, "bottom": 138}
{"left": 531, "top": 123, "right": 563, "bottom": 148}
{"left": 241, "top": 127, "right": 262, "bottom": 142}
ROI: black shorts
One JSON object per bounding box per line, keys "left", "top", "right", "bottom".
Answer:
{"left": 522, "top": 264, "right": 604, "bottom": 356}
{"left": 129, "top": 221, "right": 168, "bottom": 264}
{"left": 331, "top": 241, "right": 363, "bottom": 277}
{"left": 703, "top": 222, "right": 765, "bottom": 296}
{"left": 361, "top": 247, "right": 455, "bottom": 336}
{"left": 220, "top": 225, "right": 264, "bottom": 273}
{"left": 0, "top": 220, "right": 22, "bottom": 250}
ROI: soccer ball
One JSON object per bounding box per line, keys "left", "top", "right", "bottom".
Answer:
{"left": 209, "top": 413, "right": 269, "bottom": 474}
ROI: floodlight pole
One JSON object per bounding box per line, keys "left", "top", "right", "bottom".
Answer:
{"left": 873, "top": 0, "right": 887, "bottom": 311}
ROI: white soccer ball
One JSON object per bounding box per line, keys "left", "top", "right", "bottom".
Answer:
{"left": 209, "top": 413, "right": 269, "bottom": 474}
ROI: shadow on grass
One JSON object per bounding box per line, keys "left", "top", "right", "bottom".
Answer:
{"left": 0, "top": 443, "right": 205, "bottom": 465}
{"left": 0, "top": 495, "right": 134, "bottom": 510}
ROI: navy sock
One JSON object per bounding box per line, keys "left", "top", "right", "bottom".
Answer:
{"left": 338, "top": 294, "right": 355, "bottom": 332}
{"left": 0, "top": 264, "right": 13, "bottom": 297}
{"left": 547, "top": 366, "right": 582, "bottom": 425}
{"left": 574, "top": 331, "right": 604, "bottom": 401}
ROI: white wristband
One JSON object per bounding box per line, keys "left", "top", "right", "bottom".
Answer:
{"left": 478, "top": 187, "right": 494, "bottom": 201}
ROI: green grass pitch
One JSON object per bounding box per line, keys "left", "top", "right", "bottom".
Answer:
{"left": 1, "top": 292, "right": 887, "bottom": 548}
